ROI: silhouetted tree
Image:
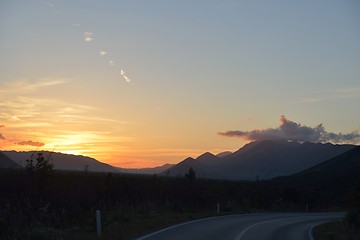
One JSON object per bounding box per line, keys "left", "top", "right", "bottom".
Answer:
{"left": 185, "top": 167, "right": 196, "bottom": 183}
{"left": 25, "top": 157, "right": 35, "bottom": 173}
{"left": 26, "top": 152, "right": 54, "bottom": 175}
{"left": 35, "top": 152, "right": 54, "bottom": 175}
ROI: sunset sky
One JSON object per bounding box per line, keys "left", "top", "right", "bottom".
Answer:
{"left": 1, "top": 0, "right": 359, "bottom": 168}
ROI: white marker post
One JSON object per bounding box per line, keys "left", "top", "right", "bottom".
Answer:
{"left": 96, "top": 210, "right": 102, "bottom": 237}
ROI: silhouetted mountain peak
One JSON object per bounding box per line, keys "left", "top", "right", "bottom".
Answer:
{"left": 180, "top": 157, "right": 196, "bottom": 164}
{"left": 197, "top": 152, "right": 216, "bottom": 159}
{"left": 216, "top": 151, "right": 232, "bottom": 158}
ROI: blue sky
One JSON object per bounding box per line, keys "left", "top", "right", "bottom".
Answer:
{"left": 0, "top": 0, "right": 359, "bottom": 167}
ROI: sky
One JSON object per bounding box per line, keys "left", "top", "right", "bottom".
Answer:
{"left": 0, "top": 0, "right": 359, "bottom": 168}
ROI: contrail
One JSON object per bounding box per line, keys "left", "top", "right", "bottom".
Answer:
{"left": 39, "top": 2, "right": 133, "bottom": 84}
{"left": 120, "top": 69, "right": 131, "bottom": 82}
{"left": 84, "top": 32, "right": 93, "bottom": 42}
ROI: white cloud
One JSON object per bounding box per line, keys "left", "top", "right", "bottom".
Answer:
{"left": 219, "top": 115, "right": 360, "bottom": 144}
{"left": 99, "top": 50, "right": 107, "bottom": 56}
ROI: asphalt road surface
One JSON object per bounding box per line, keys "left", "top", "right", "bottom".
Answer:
{"left": 136, "top": 212, "right": 344, "bottom": 240}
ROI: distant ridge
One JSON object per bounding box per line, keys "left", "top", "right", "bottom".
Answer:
{"left": 0, "top": 152, "right": 22, "bottom": 169}
{"left": 117, "top": 163, "right": 174, "bottom": 175}
{"left": 2, "top": 151, "right": 118, "bottom": 173}
{"left": 163, "top": 140, "right": 356, "bottom": 180}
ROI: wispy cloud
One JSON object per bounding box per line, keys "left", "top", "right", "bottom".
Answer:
{"left": 17, "top": 140, "right": 45, "bottom": 147}
{"left": 42, "top": 1, "right": 54, "bottom": 8}
{"left": 99, "top": 50, "right": 107, "bottom": 56}
{"left": 0, "top": 125, "right": 5, "bottom": 140}
{"left": 0, "top": 90, "right": 130, "bottom": 156}
{"left": 0, "top": 78, "right": 66, "bottom": 95}
{"left": 120, "top": 69, "right": 131, "bottom": 82}
{"left": 108, "top": 60, "right": 115, "bottom": 66}
{"left": 219, "top": 115, "right": 360, "bottom": 144}
{"left": 300, "top": 87, "right": 360, "bottom": 103}
{"left": 84, "top": 32, "right": 94, "bottom": 42}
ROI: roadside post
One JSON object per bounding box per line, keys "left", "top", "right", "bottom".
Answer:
{"left": 96, "top": 210, "right": 102, "bottom": 237}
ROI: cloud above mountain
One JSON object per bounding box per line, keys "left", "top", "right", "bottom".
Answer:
{"left": 218, "top": 116, "right": 360, "bottom": 144}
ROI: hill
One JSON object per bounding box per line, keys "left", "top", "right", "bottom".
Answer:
{"left": 163, "top": 140, "right": 356, "bottom": 180}
{"left": 0, "top": 152, "right": 22, "bottom": 169}
{"left": 277, "top": 146, "right": 360, "bottom": 187}
{"left": 271, "top": 146, "right": 360, "bottom": 207}
{"left": 2, "top": 151, "right": 118, "bottom": 173}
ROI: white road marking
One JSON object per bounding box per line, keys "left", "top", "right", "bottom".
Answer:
{"left": 234, "top": 215, "right": 338, "bottom": 240}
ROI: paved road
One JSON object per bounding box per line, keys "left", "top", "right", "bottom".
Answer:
{"left": 136, "top": 212, "right": 344, "bottom": 240}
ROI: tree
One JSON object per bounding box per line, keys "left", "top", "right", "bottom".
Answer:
{"left": 25, "top": 152, "right": 54, "bottom": 175}
{"left": 185, "top": 167, "right": 196, "bottom": 183}
{"left": 25, "top": 157, "right": 35, "bottom": 172}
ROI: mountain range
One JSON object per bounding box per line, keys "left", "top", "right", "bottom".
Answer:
{"left": 1, "top": 140, "right": 358, "bottom": 181}
{"left": 162, "top": 140, "right": 356, "bottom": 180}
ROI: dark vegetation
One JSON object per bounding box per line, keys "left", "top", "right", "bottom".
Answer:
{"left": 0, "top": 147, "right": 359, "bottom": 239}
{"left": 0, "top": 168, "right": 358, "bottom": 240}
{"left": 314, "top": 184, "right": 360, "bottom": 240}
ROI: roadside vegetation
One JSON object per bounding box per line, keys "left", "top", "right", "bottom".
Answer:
{"left": 0, "top": 153, "right": 358, "bottom": 239}
{"left": 314, "top": 184, "right": 360, "bottom": 240}
{"left": 314, "top": 221, "right": 360, "bottom": 240}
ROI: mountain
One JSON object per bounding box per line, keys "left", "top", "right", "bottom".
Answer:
{"left": 164, "top": 157, "right": 211, "bottom": 178}
{"left": 282, "top": 146, "right": 360, "bottom": 185}
{"left": 164, "top": 152, "right": 227, "bottom": 178}
{"left": 0, "top": 152, "right": 22, "bottom": 169}
{"left": 163, "top": 140, "right": 356, "bottom": 180}
{"left": 2, "top": 151, "right": 118, "bottom": 173}
{"left": 214, "top": 140, "right": 356, "bottom": 180}
{"left": 216, "top": 151, "right": 232, "bottom": 158}
{"left": 117, "top": 163, "right": 174, "bottom": 175}
{"left": 196, "top": 152, "right": 222, "bottom": 166}
{"left": 271, "top": 146, "right": 360, "bottom": 207}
